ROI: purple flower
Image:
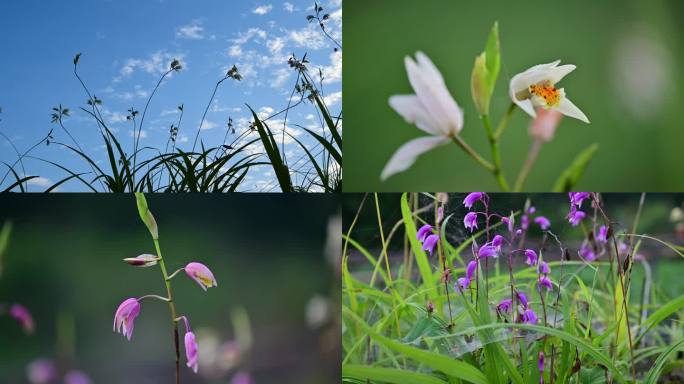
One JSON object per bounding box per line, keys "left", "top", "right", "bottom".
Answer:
{"left": 538, "top": 351, "right": 545, "bottom": 378}
{"left": 522, "top": 308, "right": 538, "bottom": 324}
{"left": 10, "top": 304, "right": 34, "bottom": 334}
{"left": 537, "top": 275, "right": 553, "bottom": 291}
{"left": 521, "top": 215, "right": 529, "bottom": 230}
{"left": 455, "top": 277, "right": 470, "bottom": 293}
{"left": 497, "top": 298, "right": 512, "bottom": 313}
{"left": 478, "top": 244, "right": 498, "bottom": 259}
{"left": 538, "top": 261, "right": 550, "bottom": 275}
{"left": 464, "top": 212, "right": 478, "bottom": 232}
{"left": 579, "top": 243, "right": 596, "bottom": 261}
{"left": 596, "top": 225, "right": 608, "bottom": 243}
{"left": 185, "top": 262, "right": 218, "bottom": 291}
{"left": 113, "top": 298, "right": 141, "bottom": 341}
{"left": 463, "top": 192, "right": 485, "bottom": 209}
{"left": 64, "top": 370, "right": 92, "bottom": 384}
{"left": 501, "top": 216, "right": 514, "bottom": 232}
{"left": 567, "top": 209, "right": 586, "bottom": 226}
{"left": 466, "top": 260, "right": 477, "bottom": 281}
{"left": 185, "top": 331, "right": 199, "bottom": 373}
{"left": 516, "top": 291, "right": 529, "bottom": 308}
{"left": 422, "top": 234, "right": 439, "bottom": 256}
{"left": 416, "top": 224, "right": 432, "bottom": 242}
{"left": 492, "top": 235, "right": 504, "bottom": 250}
{"left": 27, "top": 359, "right": 58, "bottom": 384}
{"left": 528, "top": 206, "right": 536, "bottom": 214}
{"left": 569, "top": 192, "right": 590, "bottom": 208}
{"left": 525, "top": 249, "right": 538, "bottom": 266}
{"left": 534, "top": 216, "right": 551, "bottom": 230}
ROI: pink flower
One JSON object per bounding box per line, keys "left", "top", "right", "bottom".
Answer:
{"left": 464, "top": 212, "right": 478, "bottom": 232}
{"left": 113, "top": 298, "right": 141, "bottom": 341}
{"left": 465, "top": 260, "right": 477, "bottom": 281}
{"left": 569, "top": 192, "right": 590, "bottom": 208}
{"left": 538, "top": 261, "right": 550, "bottom": 275}
{"left": 501, "top": 215, "right": 514, "bottom": 232}
{"left": 524, "top": 249, "right": 538, "bottom": 266}
{"left": 454, "top": 277, "right": 470, "bottom": 293}
{"left": 416, "top": 224, "right": 432, "bottom": 242}
{"left": 10, "top": 304, "right": 35, "bottom": 334}
{"left": 537, "top": 275, "right": 553, "bottom": 291}
{"left": 538, "top": 351, "right": 545, "bottom": 382}
{"left": 463, "top": 192, "right": 485, "bottom": 209}
{"left": 534, "top": 216, "right": 551, "bottom": 230}
{"left": 596, "top": 225, "right": 608, "bottom": 243}
{"left": 491, "top": 235, "right": 504, "bottom": 250}
{"left": 579, "top": 243, "right": 596, "bottom": 261}
{"left": 185, "top": 262, "right": 218, "bottom": 291}
{"left": 422, "top": 234, "right": 439, "bottom": 256}
{"left": 478, "top": 244, "right": 498, "bottom": 259}
{"left": 516, "top": 291, "right": 529, "bottom": 308}
{"left": 567, "top": 209, "right": 586, "bottom": 226}
{"left": 27, "top": 359, "right": 58, "bottom": 384}
{"left": 522, "top": 308, "right": 538, "bottom": 324}
{"left": 185, "top": 331, "right": 199, "bottom": 373}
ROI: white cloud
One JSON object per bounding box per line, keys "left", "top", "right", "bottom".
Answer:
{"left": 200, "top": 121, "right": 217, "bottom": 131}
{"left": 323, "top": 91, "right": 342, "bottom": 106}
{"left": 116, "top": 51, "right": 185, "bottom": 81}
{"left": 289, "top": 26, "right": 326, "bottom": 50}
{"left": 129, "top": 130, "right": 148, "bottom": 139}
{"left": 228, "top": 45, "right": 243, "bottom": 57}
{"left": 26, "top": 176, "right": 52, "bottom": 188}
{"left": 176, "top": 22, "right": 204, "bottom": 40}
{"left": 283, "top": 2, "right": 294, "bottom": 12}
{"left": 253, "top": 4, "right": 273, "bottom": 15}
{"left": 160, "top": 109, "right": 180, "bottom": 117}
{"left": 319, "top": 50, "right": 342, "bottom": 84}
{"left": 270, "top": 68, "right": 291, "bottom": 88}
{"left": 267, "top": 37, "right": 285, "bottom": 54}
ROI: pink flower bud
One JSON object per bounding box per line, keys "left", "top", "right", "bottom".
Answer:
{"left": 529, "top": 107, "right": 562, "bottom": 142}
{"left": 27, "top": 359, "right": 57, "bottom": 384}
{"left": 185, "top": 262, "right": 217, "bottom": 291}
{"left": 113, "top": 298, "right": 141, "bottom": 341}
{"left": 185, "top": 331, "right": 199, "bottom": 373}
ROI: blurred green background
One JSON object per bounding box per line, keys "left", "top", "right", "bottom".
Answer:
{"left": 0, "top": 194, "right": 339, "bottom": 383}
{"left": 344, "top": 0, "right": 684, "bottom": 191}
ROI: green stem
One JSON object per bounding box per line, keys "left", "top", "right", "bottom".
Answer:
{"left": 450, "top": 136, "right": 495, "bottom": 172}
{"left": 481, "top": 115, "right": 510, "bottom": 191}
{"left": 494, "top": 102, "right": 516, "bottom": 140}
{"left": 514, "top": 139, "right": 543, "bottom": 192}
{"left": 154, "top": 238, "right": 181, "bottom": 384}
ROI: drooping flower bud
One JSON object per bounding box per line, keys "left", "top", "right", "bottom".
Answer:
{"left": 185, "top": 331, "right": 199, "bottom": 373}
{"left": 185, "top": 262, "right": 218, "bottom": 291}
{"left": 9, "top": 303, "right": 34, "bottom": 334}
{"left": 113, "top": 298, "right": 141, "bottom": 341}
{"left": 123, "top": 254, "right": 158, "bottom": 267}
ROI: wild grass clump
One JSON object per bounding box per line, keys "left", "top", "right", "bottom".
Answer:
{"left": 342, "top": 192, "right": 684, "bottom": 384}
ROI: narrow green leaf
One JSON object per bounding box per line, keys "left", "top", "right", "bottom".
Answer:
{"left": 343, "top": 365, "right": 448, "bottom": 384}
{"left": 552, "top": 143, "right": 599, "bottom": 192}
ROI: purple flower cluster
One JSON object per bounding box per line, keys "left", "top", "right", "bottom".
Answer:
{"left": 417, "top": 224, "right": 439, "bottom": 256}
{"left": 567, "top": 192, "right": 590, "bottom": 226}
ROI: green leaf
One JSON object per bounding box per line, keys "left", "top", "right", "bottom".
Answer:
{"left": 343, "top": 307, "right": 489, "bottom": 384}
{"left": 343, "top": 365, "right": 448, "bottom": 384}
{"left": 644, "top": 339, "right": 684, "bottom": 384}
{"left": 400, "top": 193, "right": 437, "bottom": 303}
{"left": 552, "top": 143, "right": 599, "bottom": 192}
{"left": 471, "top": 21, "right": 500, "bottom": 116}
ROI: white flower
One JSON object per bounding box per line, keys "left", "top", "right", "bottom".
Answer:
{"left": 382, "top": 52, "right": 464, "bottom": 181}
{"left": 509, "top": 60, "right": 589, "bottom": 123}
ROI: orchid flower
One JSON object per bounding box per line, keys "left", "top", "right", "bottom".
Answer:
{"left": 9, "top": 304, "right": 34, "bottom": 334}
{"left": 516, "top": 291, "right": 529, "bottom": 308}
{"left": 509, "top": 60, "right": 589, "bottom": 123}
{"left": 422, "top": 234, "right": 439, "bottom": 256}
{"left": 596, "top": 225, "right": 608, "bottom": 243}
{"left": 579, "top": 242, "right": 596, "bottom": 261}
{"left": 185, "top": 262, "right": 218, "bottom": 291}
{"left": 455, "top": 277, "right": 470, "bottom": 293}
{"left": 522, "top": 307, "right": 538, "bottom": 324}
{"left": 416, "top": 224, "right": 432, "bottom": 242}
{"left": 538, "top": 352, "right": 545, "bottom": 383}
{"left": 524, "top": 249, "right": 538, "bottom": 266}
{"left": 497, "top": 298, "right": 512, "bottom": 313}
{"left": 113, "top": 298, "right": 141, "bottom": 341}
{"left": 464, "top": 212, "right": 478, "bottom": 232}
{"left": 185, "top": 331, "right": 199, "bottom": 373}
{"left": 567, "top": 209, "right": 586, "bottom": 226}
{"left": 534, "top": 216, "right": 551, "bottom": 230}
{"left": 538, "top": 275, "right": 553, "bottom": 291}
{"left": 463, "top": 192, "right": 485, "bottom": 209}
{"left": 465, "top": 260, "right": 477, "bottom": 281}
{"left": 381, "top": 52, "right": 464, "bottom": 180}
{"left": 478, "top": 243, "right": 498, "bottom": 259}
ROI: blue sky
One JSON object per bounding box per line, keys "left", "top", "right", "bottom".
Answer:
{"left": 0, "top": 0, "right": 342, "bottom": 191}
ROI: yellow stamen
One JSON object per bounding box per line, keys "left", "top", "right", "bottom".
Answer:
{"left": 529, "top": 82, "right": 560, "bottom": 107}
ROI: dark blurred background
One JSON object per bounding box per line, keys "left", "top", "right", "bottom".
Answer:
{"left": 0, "top": 194, "right": 340, "bottom": 383}
{"left": 344, "top": 0, "right": 684, "bottom": 191}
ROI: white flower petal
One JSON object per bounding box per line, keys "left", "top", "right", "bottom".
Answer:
{"left": 388, "top": 95, "right": 440, "bottom": 135}
{"left": 380, "top": 136, "right": 451, "bottom": 181}
{"left": 515, "top": 98, "right": 537, "bottom": 118}
{"left": 404, "top": 52, "right": 463, "bottom": 136}
{"left": 556, "top": 97, "right": 589, "bottom": 123}
{"left": 546, "top": 64, "right": 576, "bottom": 84}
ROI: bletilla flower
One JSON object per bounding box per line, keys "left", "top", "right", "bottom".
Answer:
{"left": 416, "top": 224, "right": 432, "bottom": 242}
{"left": 463, "top": 192, "right": 485, "bottom": 209}
{"left": 123, "top": 254, "right": 159, "bottom": 267}
{"left": 9, "top": 304, "right": 34, "bottom": 334}
{"left": 567, "top": 209, "right": 586, "bottom": 226}
{"left": 113, "top": 298, "right": 141, "bottom": 341}
{"left": 521, "top": 214, "right": 530, "bottom": 230}
{"left": 185, "top": 331, "right": 199, "bottom": 373}
{"left": 569, "top": 192, "right": 590, "bottom": 208}
{"left": 524, "top": 249, "right": 538, "bottom": 266}
{"left": 27, "top": 359, "right": 58, "bottom": 384}
{"left": 522, "top": 308, "right": 538, "bottom": 324}
{"left": 509, "top": 60, "right": 589, "bottom": 123}
{"left": 497, "top": 298, "right": 512, "bottom": 313}
{"left": 538, "top": 352, "right": 545, "bottom": 382}
{"left": 579, "top": 243, "right": 596, "bottom": 261}
{"left": 501, "top": 215, "right": 514, "bottom": 232}
{"left": 422, "top": 234, "right": 439, "bottom": 256}
{"left": 534, "top": 216, "right": 551, "bottom": 230}
{"left": 382, "top": 52, "right": 464, "bottom": 180}
{"left": 596, "top": 225, "right": 608, "bottom": 243}
{"left": 185, "top": 262, "right": 218, "bottom": 291}
{"left": 492, "top": 235, "right": 504, "bottom": 250}
{"left": 538, "top": 261, "right": 550, "bottom": 275}
{"left": 538, "top": 275, "right": 553, "bottom": 291}
{"left": 464, "top": 212, "right": 478, "bottom": 232}
{"left": 455, "top": 277, "right": 470, "bottom": 292}
{"left": 465, "top": 260, "right": 477, "bottom": 281}
{"left": 516, "top": 291, "right": 529, "bottom": 308}
{"left": 478, "top": 244, "right": 498, "bottom": 259}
